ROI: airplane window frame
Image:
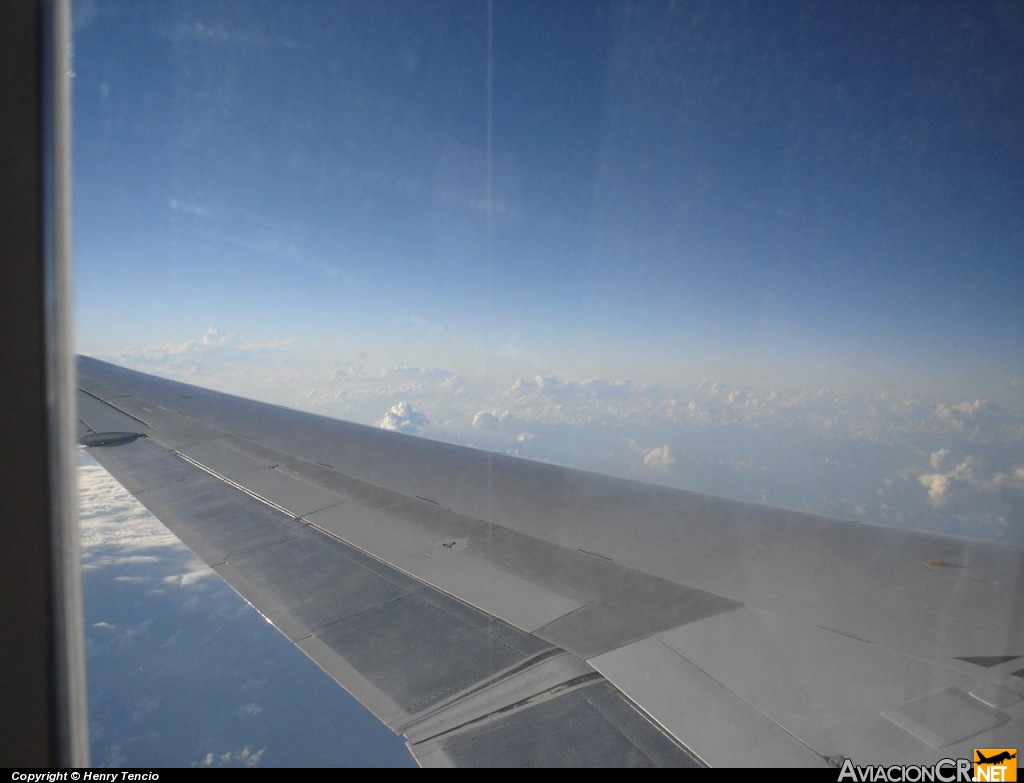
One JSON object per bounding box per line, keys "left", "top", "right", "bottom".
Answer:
{"left": 0, "top": 0, "right": 87, "bottom": 767}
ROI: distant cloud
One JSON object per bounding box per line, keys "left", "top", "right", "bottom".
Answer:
{"left": 162, "top": 567, "right": 214, "bottom": 588}
{"left": 385, "top": 366, "right": 456, "bottom": 382}
{"left": 918, "top": 449, "right": 981, "bottom": 507}
{"left": 932, "top": 400, "right": 987, "bottom": 433}
{"left": 127, "top": 325, "right": 239, "bottom": 361}
{"left": 197, "top": 325, "right": 235, "bottom": 347}
{"left": 86, "top": 555, "right": 163, "bottom": 569}
{"left": 993, "top": 466, "right": 1024, "bottom": 490}
{"left": 471, "top": 411, "right": 500, "bottom": 430}
{"left": 929, "top": 448, "right": 952, "bottom": 471}
{"left": 683, "top": 399, "right": 711, "bottom": 426}
{"left": 472, "top": 409, "right": 519, "bottom": 432}
{"left": 918, "top": 471, "right": 957, "bottom": 508}
{"left": 168, "top": 198, "right": 214, "bottom": 220}
{"left": 195, "top": 747, "right": 266, "bottom": 768}
{"left": 92, "top": 335, "right": 1024, "bottom": 544}
{"left": 377, "top": 401, "right": 429, "bottom": 433}
{"left": 509, "top": 374, "right": 633, "bottom": 398}
{"left": 643, "top": 445, "right": 675, "bottom": 471}
{"left": 917, "top": 448, "right": 1024, "bottom": 513}
{"left": 101, "top": 327, "right": 299, "bottom": 392}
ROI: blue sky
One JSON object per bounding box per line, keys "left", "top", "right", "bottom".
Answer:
{"left": 73, "top": 0, "right": 1023, "bottom": 391}
{"left": 72, "top": 0, "right": 1024, "bottom": 768}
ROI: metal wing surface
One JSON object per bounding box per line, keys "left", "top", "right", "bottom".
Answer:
{"left": 75, "top": 356, "right": 1024, "bottom": 768}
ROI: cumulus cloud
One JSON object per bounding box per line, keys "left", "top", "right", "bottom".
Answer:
{"left": 929, "top": 448, "right": 952, "bottom": 471}
{"left": 917, "top": 449, "right": 1024, "bottom": 510}
{"left": 918, "top": 450, "right": 982, "bottom": 507}
{"left": 643, "top": 445, "right": 675, "bottom": 471}
{"left": 197, "top": 325, "right": 235, "bottom": 347}
{"left": 928, "top": 399, "right": 1021, "bottom": 443}
{"left": 377, "top": 401, "right": 429, "bottom": 433}
{"left": 993, "top": 466, "right": 1024, "bottom": 490}
{"left": 472, "top": 411, "right": 500, "bottom": 430}
{"left": 472, "top": 409, "right": 520, "bottom": 432}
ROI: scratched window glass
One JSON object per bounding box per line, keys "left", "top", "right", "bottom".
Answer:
{"left": 73, "top": 1, "right": 1023, "bottom": 767}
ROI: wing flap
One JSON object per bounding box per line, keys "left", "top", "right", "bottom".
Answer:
{"left": 412, "top": 679, "right": 701, "bottom": 768}
{"left": 306, "top": 501, "right": 584, "bottom": 632}
{"left": 82, "top": 424, "right": 699, "bottom": 766}
{"left": 591, "top": 636, "right": 830, "bottom": 767}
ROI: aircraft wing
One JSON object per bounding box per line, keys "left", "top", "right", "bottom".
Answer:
{"left": 75, "top": 356, "right": 1024, "bottom": 768}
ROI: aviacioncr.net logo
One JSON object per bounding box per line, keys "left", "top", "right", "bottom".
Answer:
{"left": 837, "top": 758, "right": 973, "bottom": 782}
{"left": 973, "top": 749, "right": 1017, "bottom": 782}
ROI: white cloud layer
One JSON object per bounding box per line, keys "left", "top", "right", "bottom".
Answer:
{"left": 79, "top": 457, "right": 180, "bottom": 555}
{"left": 78, "top": 451, "right": 214, "bottom": 586}
{"left": 92, "top": 330, "right": 1024, "bottom": 545}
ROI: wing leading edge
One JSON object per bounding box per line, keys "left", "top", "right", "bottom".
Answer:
{"left": 76, "top": 356, "right": 1024, "bottom": 767}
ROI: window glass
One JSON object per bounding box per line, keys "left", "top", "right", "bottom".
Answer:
{"left": 73, "top": 0, "right": 1024, "bottom": 766}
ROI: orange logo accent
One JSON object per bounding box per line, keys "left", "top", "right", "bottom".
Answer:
{"left": 974, "top": 749, "right": 1017, "bottom": 782}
